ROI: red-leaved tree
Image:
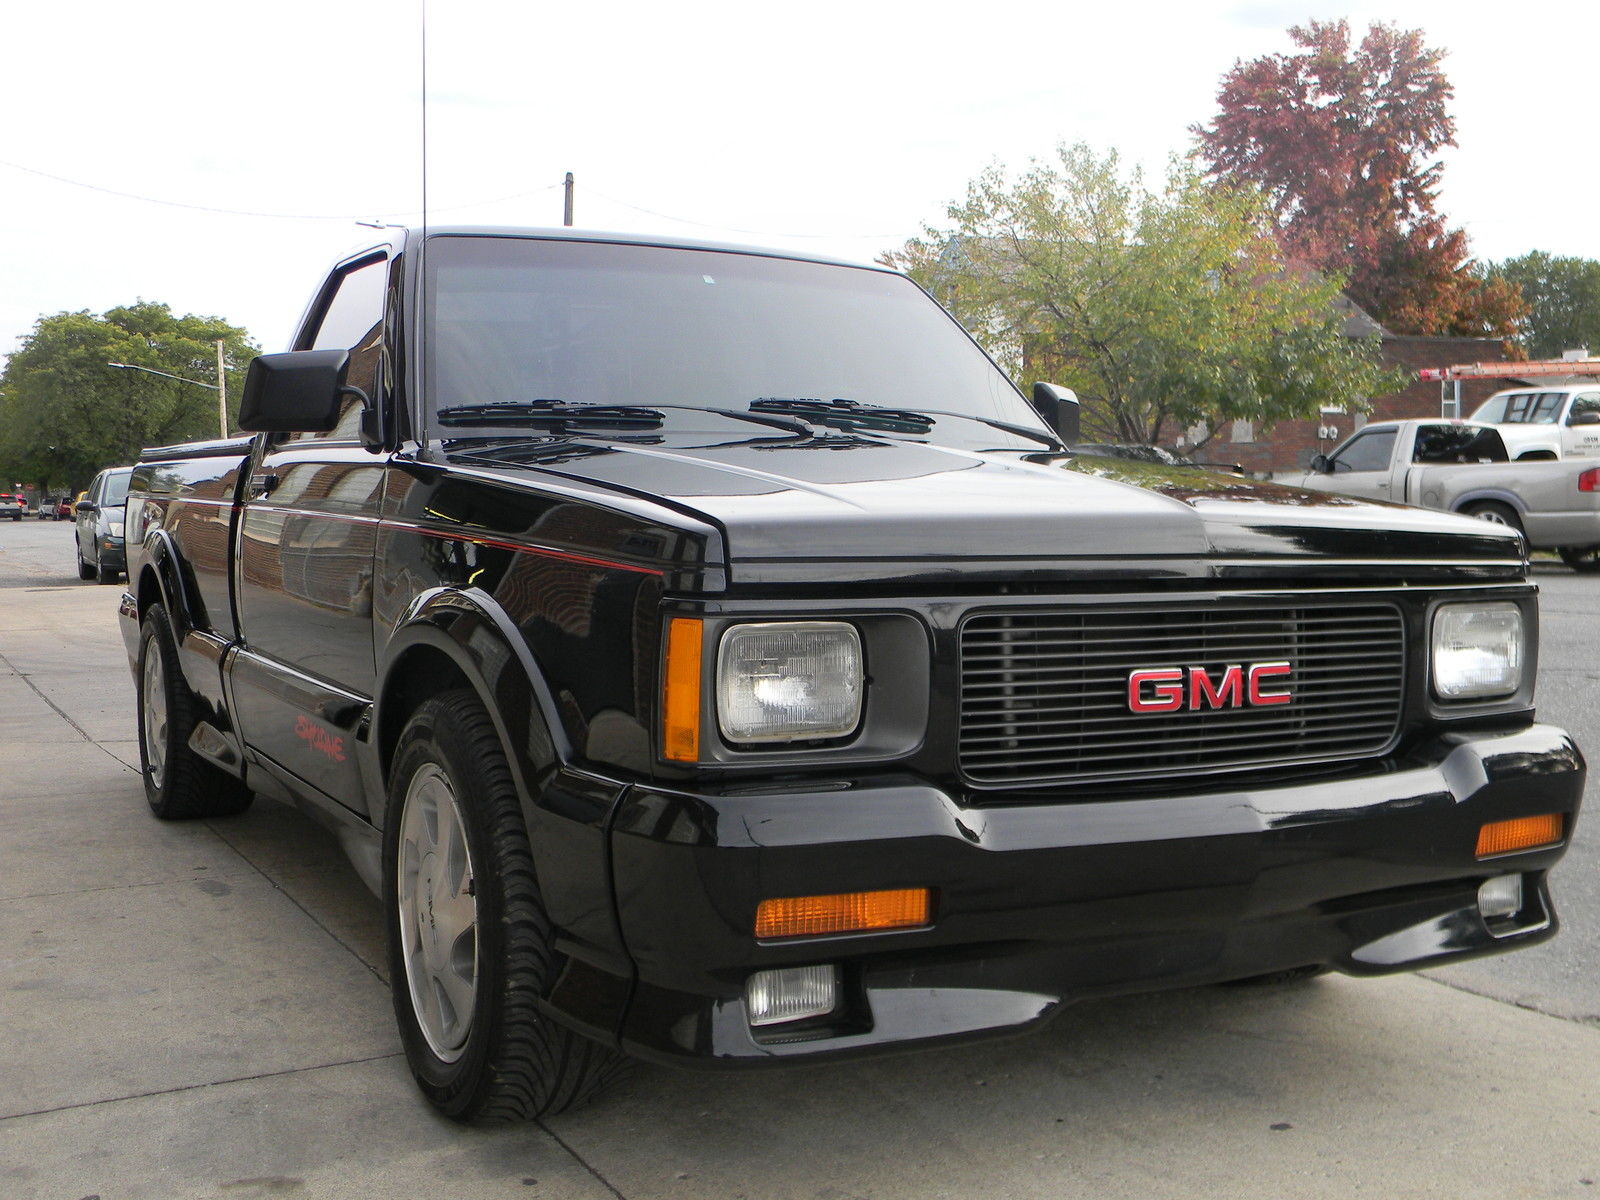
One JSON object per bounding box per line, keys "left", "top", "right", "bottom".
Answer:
{"left": 1194, "top": 20, "right": 1523, "bottom": 339}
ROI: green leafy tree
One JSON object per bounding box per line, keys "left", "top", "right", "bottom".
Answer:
{"left": 0, "top": 302, "right": 257, "bottom": 492}
{"left": 1194, "top": 20, "right": 1524, "bottom": 340}
{"left": 882, "top": 144, "right": 1403, "bottom": 446}
{"left": 1488, "top": 252, "right": 1600, "bottom": 360}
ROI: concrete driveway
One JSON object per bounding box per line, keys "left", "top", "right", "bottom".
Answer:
{"left": 2, "top": 521, "right": 1598, "bottom": 1200}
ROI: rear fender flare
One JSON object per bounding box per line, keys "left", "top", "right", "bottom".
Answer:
{"left": 1451, "top": 488, "right": 1529, "bottom": 516}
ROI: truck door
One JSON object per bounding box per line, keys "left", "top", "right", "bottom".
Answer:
{"left": 230, "top": 252, "right": 391, "bottom": 815}
{"left": 1564, "top": 391, "right": 1600, "bottom": 459}
{"left": 1312, "top": 427, "right": 1398, "bottom": 502}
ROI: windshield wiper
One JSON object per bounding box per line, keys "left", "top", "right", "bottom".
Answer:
{"left": 436, "top": 400, "right": 665, "bottom": 431}
{"left": 751, "top": 397, "right": 936, "bottom": 435}
{"left": 750, "top": 397, "right": 1059, "bottom": 446}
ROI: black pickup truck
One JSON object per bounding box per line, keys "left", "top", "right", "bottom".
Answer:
{"left": 120, "top": 227, "right": 1584, "bottom": 1124}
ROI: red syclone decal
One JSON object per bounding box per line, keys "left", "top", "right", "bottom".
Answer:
{"left": 295, "top": 715, "right": 347, "bottom": 763}
{"left": 1127, "top": 662, "right": 1292, "bottom": 712}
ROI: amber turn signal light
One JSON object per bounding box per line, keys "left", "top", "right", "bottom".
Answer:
{"left": 1475, "top": 814, "right": 1563, "bottom": 858}
{"left": 662, "top": 617, "right": 703, "bottom": 763}
{"left": 754, "top": 888, "right": 932, "bottom": 940}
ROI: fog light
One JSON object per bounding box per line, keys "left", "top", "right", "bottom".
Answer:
{"left": 745, "top": 965, "right": 838, "bottom": 1027}
{"left": 1477, "top": 874, "right": 1523, "bottom": 921}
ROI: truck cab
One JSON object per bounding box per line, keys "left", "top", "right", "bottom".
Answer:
{"left": 1468, "top": 385, "right": 1600, "bottom": 460}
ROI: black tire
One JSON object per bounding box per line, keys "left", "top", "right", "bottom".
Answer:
{"left": 1558, "top": 546, "right": 1600, "bottom": 573}
{"left": 137, "top": 603, "right": 253, "bottom": 820}
{"left": 76, "top": 541, "right": 96, "bottom": 581}
{"left": 1460, "top": 500, "right": 1524, "bottom": 536}
{"left": 384, "top": 690, "right": 624, "bottom": 1123}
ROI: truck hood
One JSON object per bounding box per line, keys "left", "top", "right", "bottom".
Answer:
{"left": 449, "top": 431, "right": 1525, "bottom": 585}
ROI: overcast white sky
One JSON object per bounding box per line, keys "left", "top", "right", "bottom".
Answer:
{"left": 2, "top": 0, "right": 1593, "bottom": 363}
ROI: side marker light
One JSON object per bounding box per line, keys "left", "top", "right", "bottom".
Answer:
{"left": 1475, "top": 814, "right": 1563, "bottom": 858}
{"left": 755, "top": 888, "right": 932, "bottom": 940}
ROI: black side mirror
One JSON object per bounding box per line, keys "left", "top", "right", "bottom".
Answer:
{"left": 75, "top": 500, "right": 96, "bottom": 514}
{"left": 1032, "top": 382, "right": 1080, "bottom": 444}
{"left": 239, "top": 350, "right": 351, "bottom": 434}
{"left": 1569, "top": 411, "right": 1600, "bottom": 427}
{"left": 1308, "top": 453, "right": 1331, "bottom": 474}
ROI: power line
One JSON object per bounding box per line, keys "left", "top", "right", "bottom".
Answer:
{"left": 0, "top": 157, "right": 560, "bottom": 222}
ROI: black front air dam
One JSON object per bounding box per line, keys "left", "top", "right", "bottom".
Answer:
{"left": 605, "top": 724, "right": 1583, "bottom": 1067}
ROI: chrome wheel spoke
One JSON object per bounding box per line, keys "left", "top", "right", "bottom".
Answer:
{"left": 396, "top": 762, "right": 478, "bottom": 1063}
{"left": 142, "top": 645, "right": 168, "bottom": 789}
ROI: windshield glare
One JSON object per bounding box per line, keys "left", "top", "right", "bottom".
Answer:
{"left": 424, "top": 237, "right": 1039, "bottom": 443}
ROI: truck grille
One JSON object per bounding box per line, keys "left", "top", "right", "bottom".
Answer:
{"left": 958, "top": 601, "right": 1405, "bottom": 787}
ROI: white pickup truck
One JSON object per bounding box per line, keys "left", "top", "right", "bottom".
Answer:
{"left": 1295, "top": 418, "right": 1600, "bottom": 571}
{"left": 1466, "top": 384, "right": 1600, "bottom": 460}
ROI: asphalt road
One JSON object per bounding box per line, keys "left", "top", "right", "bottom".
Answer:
{"left": 2, "top": 517, "right": 1598, "bottom": 1200}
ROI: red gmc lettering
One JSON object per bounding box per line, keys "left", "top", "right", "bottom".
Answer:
{"left": 1128, "top": 663, "right": 1294, "bottom": 712}
{"left": 1247, "top": 662, "right": 1293, "bottom": 706}
{"left": 1128, "top": 668, "right": 1186, "bottom": 712}
{"left": 1190, "top": 664, "right": 1244, "bottom": 709}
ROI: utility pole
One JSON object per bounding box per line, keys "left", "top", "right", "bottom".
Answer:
{"left": 563, "top": 172, "right": 574, "bottom": 227}
{"left": 215, "top": 339, "right": 228, "bottom": 438}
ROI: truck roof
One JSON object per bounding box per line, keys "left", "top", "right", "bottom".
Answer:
{"left": 374, "top": 225, "right": 896, "bottom": 275}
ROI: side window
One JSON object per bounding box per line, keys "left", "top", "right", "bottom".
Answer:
{"left": 1531, "top": 393, "right": 1564, "bottom": 423}
{"left": 292, "top": 256, "right": 388, "bottom": 441}
{"left": 1329, "top": 429, "right": 1396, "bottom": 473}
{"left": 1503, "top": 393, "right": 1540, "bottom": 423}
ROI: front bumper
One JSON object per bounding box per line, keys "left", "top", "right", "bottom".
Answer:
{"left": 600, "top": 723, "right": 1583, "bottom": 1067}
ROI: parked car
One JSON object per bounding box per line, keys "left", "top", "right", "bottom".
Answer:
{"left": 0, "top": 492, "right": 25, "bottom": 520}
{"left": 54, "top": 496, "right": 73, "bottom": 520}
{"left": 38, "top": 495, "right": 70, "bottom": 520}
{"left": 1466, "top": 385, "right": 1600, "bottom": 460}
{"left": 75, "top": 467, "right": 134, "bottom": 584}
{"left": 1293, "top": 419, "right": 1600, "bottom": 570}
{"left": 121, "top": 228, "right": 1583, "bottom": 1124}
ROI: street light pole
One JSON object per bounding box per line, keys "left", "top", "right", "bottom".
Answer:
{"left": 215, "top": 340, "right": 228, "bottom": 439}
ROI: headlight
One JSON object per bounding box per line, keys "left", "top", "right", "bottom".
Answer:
{"left": 108, "top": 521, "right": 125, "bottom": 539}
{"left": 1432, "top": 602, "right": 1523, "bottom": 700}
{"left": 717, "top": 621, "right": 863, "bottom": 742}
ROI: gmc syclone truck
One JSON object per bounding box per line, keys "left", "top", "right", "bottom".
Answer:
{"left": 120, "top": 228, "right": 1585, "bottom": 1123}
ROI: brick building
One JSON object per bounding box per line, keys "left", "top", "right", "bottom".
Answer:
{"left": 1194, "top": 300, "right": 1521, "bottom": 478}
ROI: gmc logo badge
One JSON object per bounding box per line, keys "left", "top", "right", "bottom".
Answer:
{"left": 1127, "top": 662, "right": 1292, "bottom": 713}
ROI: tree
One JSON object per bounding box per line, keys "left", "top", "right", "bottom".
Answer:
{"left": 882, "top": 144, "right": 1403, "bottom": 446}
{"left": 1194, "top": 20, "right": 1523, "bottom": 339}
{"left": 0, "top": 302, "right": 257, "bottom": 492}
{"left": 1487, "top": 252, "right": 1600, "bottom": 360}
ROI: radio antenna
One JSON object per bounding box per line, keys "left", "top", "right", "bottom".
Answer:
{"left": 415, "top": 0, "right": 431, "bottom": 457}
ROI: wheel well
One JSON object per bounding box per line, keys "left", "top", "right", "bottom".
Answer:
{"left": 137, "top": 566, "right": 163, "bottom": 621}
{"left": 1516, "top": 450, "right": 1558, "bottom": 461}
{"left": 378, "top": 644, "right": 476, "bottom": 777}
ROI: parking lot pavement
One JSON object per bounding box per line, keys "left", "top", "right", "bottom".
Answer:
{"left": 3, "top": 523, "right": 1600, "bottom": 1199}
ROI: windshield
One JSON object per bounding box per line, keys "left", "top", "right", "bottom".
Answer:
{"left": 423, "top": 236, "right": 1041, "bottom": 446}
{"left": 101, "top": 469, "right": 132, "bottom": 506}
